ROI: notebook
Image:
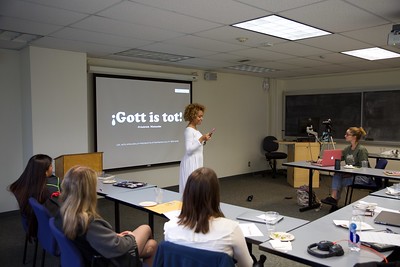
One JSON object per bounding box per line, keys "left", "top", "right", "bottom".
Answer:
{"left": 311, "top": 149, "right": 342, "bottom": 167}
{"left": 374, "top": 211, "right": 400, "bottom": 227}
{"left": 236, "top": 211, "right": 284, "bottom": 224}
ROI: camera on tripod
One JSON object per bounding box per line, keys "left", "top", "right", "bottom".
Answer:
{"left": 322, "top": 119, "right": 332, "bottom": 132}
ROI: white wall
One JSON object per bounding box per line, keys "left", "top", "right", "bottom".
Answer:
{"left": 0, "top": 47, "right": 269, "bottom": 212}
{"left": 0, "top": 49, "right": 24, "bottom": 212}
{"left": 29, "top": 47, "right": 88, "bottom": 157}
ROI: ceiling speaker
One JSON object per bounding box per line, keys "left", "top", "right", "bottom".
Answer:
{"left": 204, "top": 72, "right": 217, "bottom": 81}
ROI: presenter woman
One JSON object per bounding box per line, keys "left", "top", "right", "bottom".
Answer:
{"left": 165, "top": 167, "right": 253, "bottom": 267}
{"left": 179, "top": 103, "right": 212, "bottom": 193}
{"left": 321, "top": 127, "right": 369, "bottom": 207}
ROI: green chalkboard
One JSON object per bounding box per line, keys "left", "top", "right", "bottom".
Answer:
{"left": 284, "top": 89, "right": 400, "bottom": 142}
{"left": 363, "top": 90, "right": 400, "bottom": 141}
{"left": 285, "top": 93, "right": 362, "bottom": 140}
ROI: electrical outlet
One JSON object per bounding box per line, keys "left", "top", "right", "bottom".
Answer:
{"left": 248, "top": 161, "right": 251, "bottom": 167}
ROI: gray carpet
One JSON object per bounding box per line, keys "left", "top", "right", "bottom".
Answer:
{"left": 0, "top": 171, "right": 370, "bottom": 267}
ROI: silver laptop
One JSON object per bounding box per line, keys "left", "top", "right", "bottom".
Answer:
{"left": 374, "top": 211, "right": 400, "bottom": 227}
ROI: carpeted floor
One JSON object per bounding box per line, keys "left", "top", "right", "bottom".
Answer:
{"left": 0, "top": 171, "right": 370, "bottom": 267}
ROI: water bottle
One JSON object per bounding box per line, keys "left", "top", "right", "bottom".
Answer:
{"left": 348, "top": 209, "right": 361, "bottom": 252}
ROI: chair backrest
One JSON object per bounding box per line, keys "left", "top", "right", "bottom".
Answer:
{"left": 374, "top": 159, "right": 388, "bottom": 189}
{"left": 153, "top": 241, "right": 235, "bottom": 267}
{"left": 263, "top": 136, "right": 278, "bottom": 152}
{"left": 49, "top": 217, "right": 85, "bottom": 267}
{"left": 28, "top": 197, "right": 59, "bottom": 256}
{"left": 375, "top": 158, "right": 388, "bottom": 170}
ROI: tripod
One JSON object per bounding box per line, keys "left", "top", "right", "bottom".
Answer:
{"left": 320, "top": 123, "right": 335, "bottom": 154}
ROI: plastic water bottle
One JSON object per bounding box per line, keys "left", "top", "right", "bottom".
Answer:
{"left": 348, "top": 209, "right": 361, "bottom": 252}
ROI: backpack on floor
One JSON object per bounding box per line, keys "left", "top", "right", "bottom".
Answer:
{"left": 296, "top": 185, "right": 321, "bottom": 207}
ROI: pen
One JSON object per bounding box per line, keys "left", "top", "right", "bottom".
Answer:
{"left": 386, "top": 228, "right": 398, "bottom": 234}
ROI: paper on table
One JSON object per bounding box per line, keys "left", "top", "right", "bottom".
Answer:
{"left": 239, "top": 223, "right": 263, "bottom": 237}
{"left": 269, "top": 239, "right": 292, "bottom": 251}
{"left": 360, "top": 232, "right": 400, "bottom": 246}
{"left": 386, "top": 187, "right": 400, "bottom": 195}
{"left": 333, "top": 220, "right": 375, "bottom": 230}
{"left": 145, "top": 200, "right": 182, "bottom": 214}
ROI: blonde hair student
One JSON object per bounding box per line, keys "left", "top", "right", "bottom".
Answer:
{"left": 56, "top": 165, "right": 157, "bottom": 266}
{"left": 321, "top": 127, "right": 369, "bottom": 207}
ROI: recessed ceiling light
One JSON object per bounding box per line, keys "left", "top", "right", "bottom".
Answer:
{"left": 341, "top": 47, "right": 400, "bottom": 60}
{"left": 225, "top": 64, "right": 277, "bottom": 73}
{"left": 115, "top": 49, "right": 193, "bottom": 62}
{"left": 232, "top": 15, "right": 331, "bottom": 41}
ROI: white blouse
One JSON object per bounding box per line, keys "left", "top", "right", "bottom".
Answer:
{"left": 164, "top": 216, "right": 253, "bottom": 267}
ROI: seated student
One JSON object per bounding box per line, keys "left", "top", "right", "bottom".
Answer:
{"left": 8, "top": 154, "right": 61, "bottom": 240}
{"left": 164, "top": 167, "right": 254, "bottom": 267}
{"left": 321, "top": 127, "right": 369, "bottom": 207}
{"left": 56, "top": 165, "right": 157, "bottom": 267}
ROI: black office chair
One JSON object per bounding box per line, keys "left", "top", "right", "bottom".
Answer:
{"left": 263, "top": 136, "right": 287, "bottom": 178}
{"left": 344, "top": 159, "right": 388, "bottom": 205}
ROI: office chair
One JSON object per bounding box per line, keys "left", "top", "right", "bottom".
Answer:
{"left": 21, "top": 213, "right": 38, "bottom": 267}
{"left": 344, "top": 159, "right": 388, "bottom": 205}
{"left": 263, "top": 136, "right": 287, "bottom": 178}
{"left": 49, "top": 217, "right": 144, "bottom": 267}
{"left": 153, "top": 241, "right": 235, "bottom": 267}
{"left": 49, "top": 217, "right": 85, "bottom": 267}
{"left": 28, "top": 197, "right": 59, "bottom": 267}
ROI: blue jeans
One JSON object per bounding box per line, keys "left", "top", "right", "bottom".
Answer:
{"left": 332, "top": 173, "right": 374, "bottom": 200}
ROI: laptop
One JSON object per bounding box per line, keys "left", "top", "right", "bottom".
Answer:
{"left": 236, "top": 211, "right": 284, "bottom": 224}
{"left": 374, "top": 210, "right": 400, "bottom": 227}
{"left": 311, "top": 149, "right": 342, "bottom": 167}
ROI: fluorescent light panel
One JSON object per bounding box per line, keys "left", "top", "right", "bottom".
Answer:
{"left": 115, "top": 48, "right": 193, "bottom": 62}
{"left": 232, "top": 15, "right": 331, "bottom": 41}
{"left": 0, "top": 29, "right": 42, "bottom": 43}
{"left": 341, "top": 47, "right": 400, "bottom": 60}
{"left": 225, "top": 64, "right": 276, "bottom": 73}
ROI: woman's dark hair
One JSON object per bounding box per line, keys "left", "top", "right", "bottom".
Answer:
{"left": 178, "top": 167, "right": 224, "bottom": 234}
{"left": 8, "top": 154, "right": 52, "bottom": 239}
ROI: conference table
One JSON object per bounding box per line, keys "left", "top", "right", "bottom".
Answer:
{"left": 369, "top": 153, "right": 400, "bottom": 187}
{"left": 283, "top": 161, "right": 400, "bottom": 212}
{"left": 369, "top": 153, "right": 400, "bottom": 162}
{"left": 96, "top": 177, "right": 156, "bottom": 197}
{"left": 103, "top": 186, "right": 309, "bottom": 249}
{"left": 259, "top": 195, "right": 400, "bottom": 267}
{"left": 370, "top": 186, "right": 400, "bottom": 200}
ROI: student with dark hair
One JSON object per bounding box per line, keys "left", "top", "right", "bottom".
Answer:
{"left": 165, "top": 167, "right": 253, "bottom": 267}
{"left": 321, "top": 127, "right": 369, "bottom": 206}
{"left": 56, "top": 165, "right": 157, "bottom": 267}
{"left": 8, "top": 154, "right": 61, "bottom": 240}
